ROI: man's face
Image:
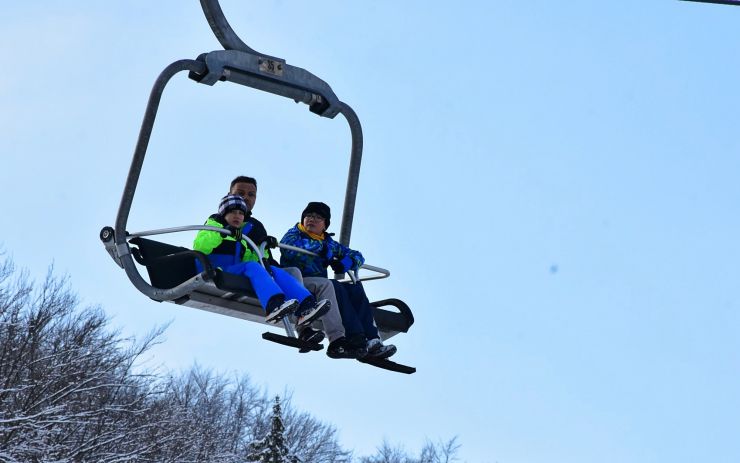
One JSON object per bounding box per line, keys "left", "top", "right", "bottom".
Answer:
{"left": 229, "top": 182, "right": 257, "bottom": 211}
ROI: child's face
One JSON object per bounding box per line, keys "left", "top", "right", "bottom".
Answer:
{"left": 225, "top": 210, "right": 245, "bottom": 228}
{"left": 302, "top": 214, "right": 327, "bottom": 235}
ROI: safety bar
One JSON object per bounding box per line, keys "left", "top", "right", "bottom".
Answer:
{"left": 278, "top": 243, "right": 390, "bottom": 282}
{"left": 118, "top": 230, "right": 382, "bottom": 276}
{"left": 128, "top": 225, "right": 270, "bottom": 268}
{"left": 124, "top": 231, "right": 389, "bottom": 282}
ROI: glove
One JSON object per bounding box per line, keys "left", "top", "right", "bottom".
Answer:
{"left": 329, "top": 257, "right": 345, "bottom": 274}
{"left": 263, "top": 236, "right": 279, "bottom": 249}
{"left": 226, "top": 225, "right": 242, "bottom": 241}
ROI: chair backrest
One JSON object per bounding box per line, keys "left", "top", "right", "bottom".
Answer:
{"left": 130, "top": 237, "right": 198, "bottom": 289}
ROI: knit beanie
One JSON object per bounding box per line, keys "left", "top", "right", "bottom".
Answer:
{"left": 218, "top": 194, "right": 248, "bottom": 216}
{"left": 301, "top": 202, "right": 331, "bottom": 228}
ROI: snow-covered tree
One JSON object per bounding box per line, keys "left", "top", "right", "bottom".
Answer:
{"left": 0, "top": 256, "right": 355, "bottom": 462}
{"left": 280, "top": 396, "right": 351, "bottom": 463}
{"left": 144, "top": 366, "right": 274, "bottom": 462}
{"left": 359, "top": 437, "right": 461, "bottom": 463}
{"left": 0, "top": 259, "right": 168, "bottom": 462}
{"left": 418, "top": 437, "right": 461, "bottom": 463}
{"left": 247, "top": 395, "right": 300, "bottom": 463}
{"left": 0, "top": 254, "right": 460, "bottom": 462}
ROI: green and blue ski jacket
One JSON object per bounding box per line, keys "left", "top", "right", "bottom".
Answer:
{"left": 193, "top": 215, "right": 262, "bottom": 269}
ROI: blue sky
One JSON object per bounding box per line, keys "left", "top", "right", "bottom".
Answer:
{"left": 2, "top": 1, "right": 740, "bottom": 462}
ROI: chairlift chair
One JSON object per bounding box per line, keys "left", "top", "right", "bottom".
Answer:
{"left": 100, "top": 0, "right": 415, "bottom": 374}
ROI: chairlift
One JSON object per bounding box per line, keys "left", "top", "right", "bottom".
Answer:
{"left": 100, "top": 0, "right": 415, "bottom": 374}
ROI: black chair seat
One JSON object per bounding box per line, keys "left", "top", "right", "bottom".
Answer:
{"left": 130, "top": 237, "right": 257, "bottom": 298}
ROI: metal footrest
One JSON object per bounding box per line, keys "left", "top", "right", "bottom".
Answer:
{"left": 358, "top": 357, "right": 416, "bottom": 374}
{"left": 262, "top": 332, "right": 323, "bottom": 353}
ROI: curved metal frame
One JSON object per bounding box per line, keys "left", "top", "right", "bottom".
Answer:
{"left": 108, "top": 1, "right": 365, "bottom": 302}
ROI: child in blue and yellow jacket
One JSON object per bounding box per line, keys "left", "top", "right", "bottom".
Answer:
{"left": 193, "top": 194, "right": 329, "bottom": 326}
{"left": 280, "top": 201, "right": 396, "bottom": 359}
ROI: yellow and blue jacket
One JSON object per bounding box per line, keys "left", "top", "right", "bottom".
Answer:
{"left": 279, "top": 223, "right": 364, "bottom": 278}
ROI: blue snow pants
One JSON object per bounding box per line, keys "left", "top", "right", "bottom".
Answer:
{"left": 223, "top": 262, "right": 311, "bottom": 312}
{"left": 330, "top": 280, "right": 379, "bottom": 340}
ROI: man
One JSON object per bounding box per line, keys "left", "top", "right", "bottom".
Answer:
{"left": 227, "top": 176, "right": 361, "bottom": 359}
{"left": 228, "top": 176, "right": 270, "bottom": 256}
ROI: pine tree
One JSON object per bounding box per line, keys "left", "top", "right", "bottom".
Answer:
{"left": 247, "top": 395, "right": 300, "bottom": 463}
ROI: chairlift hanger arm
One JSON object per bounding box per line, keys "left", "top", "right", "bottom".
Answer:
{"left": 112, "top": 60, "right": 206, "bottom": 302}
{"left": 337, "top": 102, "right": 362, "bottom": 248}
{"left": 196, "top": 1, "right": 362, "bottom": 228}
{"left": 188, "top": 50, "right": 341, "bottom": 118}
{"left": 109, "top": 1, "right": 365, "bottom": 304}
{"left": 200, "top": 0, "right": 273, "bottom": 56}
{"left": 113, "top": 57, "right": 358, "bottom": 249}
{"left": 114, "top": 59, "right": 206, "bottom": 250}
{"left": 119, "top": 0, "right": 363, "bottom": 246}
{"left": 183, "top": 0, "right": 364, "bottom": 246}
